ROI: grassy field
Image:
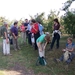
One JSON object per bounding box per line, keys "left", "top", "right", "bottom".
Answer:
{"left": 0, "top": 36, "right": 75, "bottom": 75}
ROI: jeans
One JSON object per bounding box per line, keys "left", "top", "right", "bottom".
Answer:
{"left": 59, "top": 53, "right": 75, "bottom": 64}
{"left": 28, "top": 33, "right": 32, "bottom": 45}
{"left": 34, "top": 32, "right": 40, "bottom": 50}
{"left": 50, "top": 33, "right": 60, "bottom": 49}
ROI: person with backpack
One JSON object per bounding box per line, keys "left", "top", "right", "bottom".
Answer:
{"left": 1, "top": 22, "right": 11, "bottom": 55}
{"left": 36, "top": 33, "right": 50, "bottom": 65}
{"left": 54, "top": 37, "right": 75, "bottom": 64}
{"left": 31, "top": 19, "right": 40, "bottom": 50}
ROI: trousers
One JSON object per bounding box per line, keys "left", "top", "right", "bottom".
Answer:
{"left": 37, "top": 43, "right": 45, "bottom": 57}
{"left": 3, "top": 39, "right": 10, "bottom": 55}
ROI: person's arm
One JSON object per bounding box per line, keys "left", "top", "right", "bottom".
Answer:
{"left": 62, "top": 47, "right": 69, "bottom": 52}
{"left": 62, "top": 43, "right": 68, "bottom": 52}
{"left": 68, "top": 48, "right": 74, "bottom": 52}
{"left": 12, "top": 33, "right": 17, "bottom": 39}
{"left": 11, "top": 28, "right": 17, "bottom": 39}
{"left": 43, "top": 42, "right": 47, "bottom": 50}
{"left": 62, "top": 47, "right": 74, "bottom": 52}
{"left": 25, "top": 26, "right": 28, "bottom": 28}
{"left": 4, "top": 32, "right": 9, "bottom": 44}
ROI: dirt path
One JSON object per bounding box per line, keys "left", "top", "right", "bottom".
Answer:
{"left": 3, "top": 63, "right": 35, "bottom": 75}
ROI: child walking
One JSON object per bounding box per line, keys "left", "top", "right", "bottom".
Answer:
{"left": 36, "top": 33, "right": 50, "bottom": 65}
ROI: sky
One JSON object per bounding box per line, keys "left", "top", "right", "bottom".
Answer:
{"left": 0, "top": 0, "right": 75, "bottom": 21}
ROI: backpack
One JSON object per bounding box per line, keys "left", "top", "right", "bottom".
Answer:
{"left": 36, "top": 57, "right": 47, "bottom": 66}
{"left": 63, "top": 51, "right": 71, "bottom": 61}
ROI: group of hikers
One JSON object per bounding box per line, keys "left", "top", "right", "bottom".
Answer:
{"left": 0, "top": 18, "right": 75, "bottom": 66}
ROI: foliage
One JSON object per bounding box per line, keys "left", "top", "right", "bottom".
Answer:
{"left": 32, "top": 13, "right": 48, "bottom": 31}
{"left": 31, "top": 11, "right": 64, "bottom": 33}
{"left": 47, "top": 10, "right": 60, "bottom": 33}
{"left": 63, "top": 11, "right": 75, "bottom": 37}
{"left": 0, "top": 17, "right": 11, "bottom": 26}
{"left": 62, "top": 0, "right": 75, "bottom": 11}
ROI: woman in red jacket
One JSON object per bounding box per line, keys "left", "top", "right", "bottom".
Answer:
{"left": 31, "top": 19, "right": 40, "bottom": 50}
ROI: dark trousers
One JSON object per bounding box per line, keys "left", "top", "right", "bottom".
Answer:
{"left": 50, "top": 33, "right": 60, "bottom": 49}
{"left": 28, "top": 33, "right": 32, "bottom": 45}
{"left": 34, "top": 32, "right": 40, "bottom": 50}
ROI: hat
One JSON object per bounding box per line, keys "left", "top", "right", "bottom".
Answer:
{"left": 4, "top": 22, "right": 8, "bottom": 25}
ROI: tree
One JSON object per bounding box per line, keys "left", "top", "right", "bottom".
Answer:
{"left": 0, "top": 17, "right": 11, "bottom": 27}
{"left": 35, "top": 13, "right": 45, "bottom": 25}
{"left": 62, "top": 0, "right": 75, "bottom": 11}
{"left": 47, "top": 10, "right": 60, "bottom": 33}
{"left": 31, "top": 13, "right": 48, "bottom": 31}
{"left": 63, "top": 11, "right": 75, "bottom": 38}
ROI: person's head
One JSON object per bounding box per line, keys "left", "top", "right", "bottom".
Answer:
{"left": 45, "top": 33, "right": 50, "bottom": 43}
{"left": 37, "top": 20, "right": 41, "bottom": 24}
{"left": 29, "top": 20, "right": 33, "bottom": 25}
{"left": 4, "top": 22, "right": 8, "bottom": 28}
{"left": 31, "top": 19, "right": 36, "bottom": 24}
{"left": 54, "top": 18, "right": 60, "bottom": 25}
{"left": 21, "top": 21, "right": 24, "bottom": 25}
{"left": 14, "top": 22, "right": 18, "bottom": 27}
{"left": 67, "top": 37, "right": 73, "bottom": 44}
{"left": 25, "top": 19, "right": 28, "bottom": 23}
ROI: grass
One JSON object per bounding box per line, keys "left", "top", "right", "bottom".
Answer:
{"left": 0, "top": 36, "right": 75, "bottom": 75}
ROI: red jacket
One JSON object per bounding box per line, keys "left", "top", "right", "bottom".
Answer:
{"left": 31, "top": 23, "right": 39, "bottom": 34}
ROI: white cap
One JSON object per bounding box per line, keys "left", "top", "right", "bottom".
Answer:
{"left": 4, "top": 22, "right": 8, "bottom": 25}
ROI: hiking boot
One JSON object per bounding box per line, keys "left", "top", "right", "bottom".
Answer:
{"left": 54, "top": 58, "right": 61, "bottom": 63}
